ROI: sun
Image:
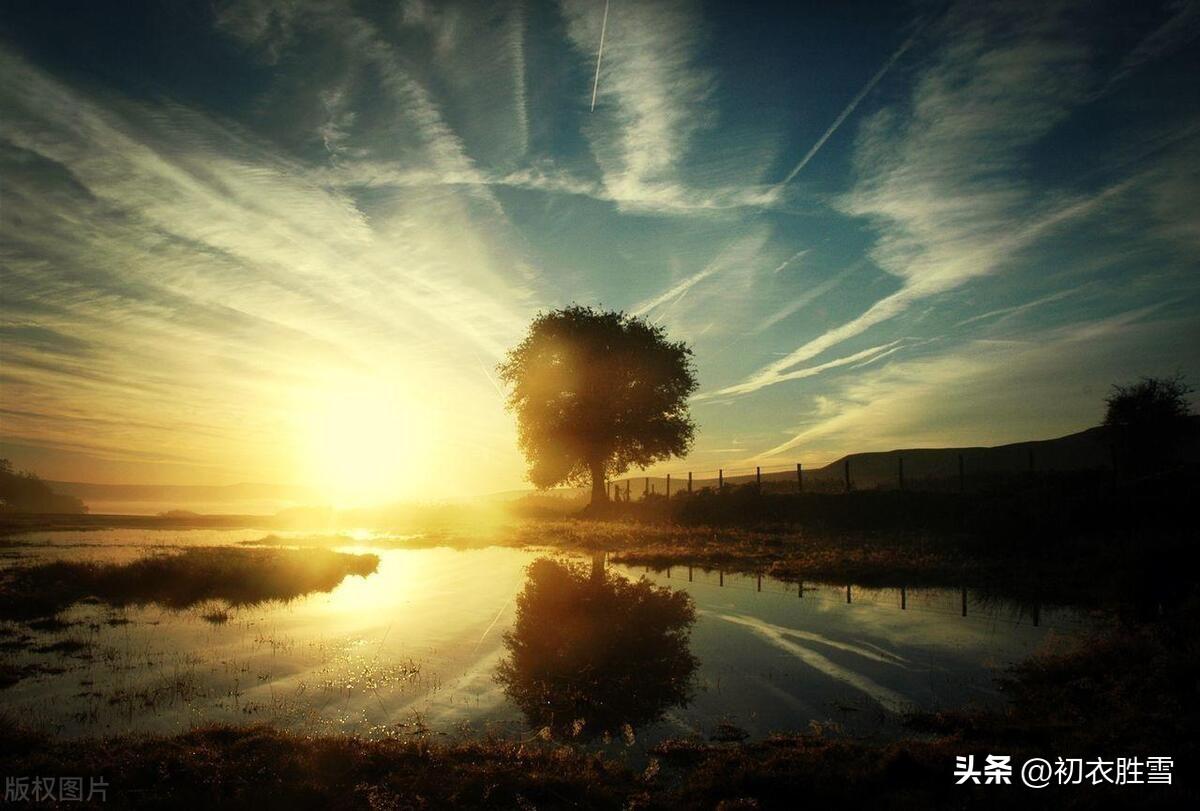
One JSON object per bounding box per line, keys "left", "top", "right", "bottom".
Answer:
{"left": 301, "top": 379, "right": 439, "bottom": 506}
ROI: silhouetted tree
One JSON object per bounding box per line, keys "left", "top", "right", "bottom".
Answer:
{"left": 0, "top": 459, "right": 87, "bottom": 514}
{"left": 1104, "top": 374, "right": 1194, "bottom": 475}
{"left": 498, "top": 306, "right": 697, "bottom": 506}
{"left": 495, "top": 557, "right": 697, "bottom": 740}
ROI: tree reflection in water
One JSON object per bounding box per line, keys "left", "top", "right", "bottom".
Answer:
{"left": 496, "top": 556, "right": 698, "bottom": 740}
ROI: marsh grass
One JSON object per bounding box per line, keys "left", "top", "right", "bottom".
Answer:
{"left": 499, "top": 519, "right": 1195, "bottom": 616}
{"left": 229, "top": 516, "right": 1188, "bottom": 614}
{"left": 0, "top": 721, "right": 633, "bottom": 809}
{"left": 0, "top": 547, "right": 380, "bottom": 621}
{"left": 201, "top": 608, "right": 231, "bottom": 625}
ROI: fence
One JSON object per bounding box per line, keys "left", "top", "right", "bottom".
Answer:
{"left": 606, "top": 448, "right": 1051, "bottom": 501}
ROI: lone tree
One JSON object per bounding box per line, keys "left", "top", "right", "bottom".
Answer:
{"left": 499, "top": 305, "right": 698, "bottom": 506}
{"left": 1104, "top": 373, "right": 1194, "bottom": 475}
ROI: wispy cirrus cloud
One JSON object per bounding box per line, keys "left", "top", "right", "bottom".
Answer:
{"left": 2, "top": 0, "right": 1197, "bottom": 498}
{"left": 709, "top": 1, "right": 1133, "bottom": 399}
{"left": 631, "top": 229, "right": 773, "bottom": 336}
{"left": 776, "top": 21, "right": 925, "bottom": 186}
{"left": 561, "top": 0, "right": 712, "bottom": 201}
{"left": 750, "top": 306, "right": 1192, "bottom": 463}
{"left": 559, "top": 0, "right": 782, "bottom": 214}
{"left": 952, "top": 288, "right": 1082, "bottom": 329}
{"left": 753, "top": 259, "right": 865, "bottom": 335}
{"left": 1098, "top": 0, "right": 1200, "bottom": 94}
{"left": 0, "top": 29, "right": 534, "bottom": 493}
{"left": 699, "top": 340, "right": 904, "bottom": 401}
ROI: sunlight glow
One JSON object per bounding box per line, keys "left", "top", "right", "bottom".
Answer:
{"left": 301, "top": 379, "right": 442, "bottom": 506}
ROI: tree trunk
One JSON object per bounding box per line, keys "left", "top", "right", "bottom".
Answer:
{"left": 589, "top": 459, "right": 608, "bottom": 505}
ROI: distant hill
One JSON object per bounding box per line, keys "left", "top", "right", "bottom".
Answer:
{"left": 43, "top": 481, "right": 318, "bottom": 515}
{"left": 611, "top": 425, "right": 1189, "bottom": 494}
{"left": 45, "top": 481, "right": 316, "bottom": 502}
{"left": 801, "top": 426, "right": 1115, "bottom": 490}
{"left": 38, "top": 421, "right": 1200, "bottom": 513}
{"left": 1, "top": 460, "right": 87, "bottom": 514}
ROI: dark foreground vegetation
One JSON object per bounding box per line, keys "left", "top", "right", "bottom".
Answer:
{"left": 0, "top": 547, "right": 379, "bottom": 622}
{"left": 575, "top": 466, "right": 1194, "bottom": 542}
{"left": 2, "top": 594, "right": 1195, "bottom": 809}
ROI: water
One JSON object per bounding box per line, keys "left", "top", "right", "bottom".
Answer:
{"left": 0, "top": 530, "right": 1093, "bottom": 748}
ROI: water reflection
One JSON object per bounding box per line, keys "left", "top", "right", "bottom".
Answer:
{"left": 0, "top": 533, "right": 1093, "bottom": 744}
{"left": 496, "top": 556, "right": 698, "bottom": 739}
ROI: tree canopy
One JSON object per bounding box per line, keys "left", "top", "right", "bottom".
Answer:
{"left": 498, "top": 306, "right": 697, "bottom": 503}
{"left": 1104, "top": 374, "right": 1194, "bottom": 474}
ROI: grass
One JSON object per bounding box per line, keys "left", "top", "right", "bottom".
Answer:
{"left": 0, "top": 547, "right": 380, "bottom": 621}
{"left": 228, "top": 513, "right": 1188, "bottom": 614}
{"left": 498, "top": 520, "right": 1192, "bottom": 617}
{"left": 0, "top": 722, "right": 633, "bottom": 809}
{"left": 201, "top": 608, "right": 231, "bottom": 624}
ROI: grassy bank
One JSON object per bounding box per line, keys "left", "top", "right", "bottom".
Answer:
{"left": 2, "top": 599, "right": 1194, "bottom": 808}
{"left": 0, "top": 547, "right": 380, "bottom": 621}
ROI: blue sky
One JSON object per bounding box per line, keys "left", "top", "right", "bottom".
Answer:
{"left": 1, "top": 0, "right": 1198, "bottom": 499}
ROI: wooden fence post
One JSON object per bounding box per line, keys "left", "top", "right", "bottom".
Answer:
{"left": 900, "top": 586, "right": 907, "bottom": 610}
{"left": 756, "top": 466, "right": 761, "bottom": 492}
{"left": 666, "top": 474, "right": 671, "bottom": 498}
{"left": 688, "top": 471, "right": 693, "bottom": 493}
{"left": 719, "top": 469, "right": 724, "bottom": 489}
{"left": 797, "top": 462, "right": 803, "bottom": 493}
{"left": 644, "top": 476, "right": 649, "bottom": 497}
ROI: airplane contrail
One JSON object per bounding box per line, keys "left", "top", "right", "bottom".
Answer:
{"left": 779, "top": 24, "right": 924, "bottom": 186}
{"left": 590, "top": 0, "right": 611, "bottom": 112}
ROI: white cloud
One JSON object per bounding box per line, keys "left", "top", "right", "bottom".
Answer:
{"left": 561, "top": 0, "right": 711, "bottom": 197}
{"left": 0, "top": 40, "right": 535, "bottom": 493}
{"left": 631, "top": 229, "right": 772, "bottom": 336}
{"left": 1099, "top": 0, "right": 1200, "bottom": 93}
{"left": 749, "top": 306, "right": 1194, "bottom": 463}
{"left": 716, "top": 2, "right": 1134, "bottom": 398}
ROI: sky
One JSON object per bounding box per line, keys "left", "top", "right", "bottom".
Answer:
{"left": 1, "top": 0, "right": 1198, "bottom": 503}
